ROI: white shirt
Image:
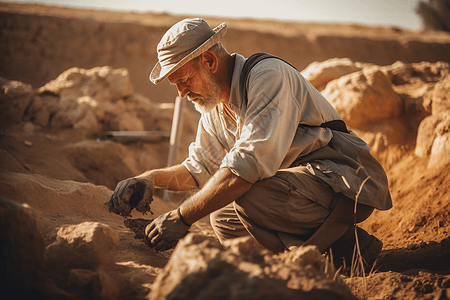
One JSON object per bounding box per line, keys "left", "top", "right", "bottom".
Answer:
{"left": 182, "top": 53, "right": 341, "bottom": 186}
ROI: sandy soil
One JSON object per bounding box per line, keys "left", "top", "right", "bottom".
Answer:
{"left": 1, "top": 3, "right": 450, "bottom": 300}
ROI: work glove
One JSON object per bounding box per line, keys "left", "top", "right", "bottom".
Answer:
{"left": 144, "top": 208, "right": 190, "bottom": 252}
{"left": 105, "top": 177, "right": 153, "bottom": 216}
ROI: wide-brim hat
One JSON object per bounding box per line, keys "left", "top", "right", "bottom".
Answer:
{"left": 149, "top": 18, "right": 227, "bottom": 85}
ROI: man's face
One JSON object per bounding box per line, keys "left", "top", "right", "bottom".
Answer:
{"left": 168, "top": 58, "right": 221, "bottom": 114}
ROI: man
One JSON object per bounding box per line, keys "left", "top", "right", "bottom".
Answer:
{"left": 107, "top": 18, "right": 392, "bottom": 269}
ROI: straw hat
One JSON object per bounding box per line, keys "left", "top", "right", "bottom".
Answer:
{"left": 149, "top": 18, "right": 227, "bottom": 85}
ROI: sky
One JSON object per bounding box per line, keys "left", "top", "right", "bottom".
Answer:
{"left": 4, "top": 0, "right": 424, "bottom": 30}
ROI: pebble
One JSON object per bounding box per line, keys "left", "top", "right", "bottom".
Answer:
{"left": 24, "top": 140, "right": 33, "bottom": 147}
{"left": 407, "top": 243, "right": 418, "bottom": 250}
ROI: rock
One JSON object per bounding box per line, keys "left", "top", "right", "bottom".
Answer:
{"left": 22, "top": 65, "right": 171, "bottom": 137}
{"left": 381, "top": 61, "right": 449, "bottom": 85}
{"left": 415, "top": 113, "right": 450, "bottom": 168}
{"left": 380, "top": 60, "right": 449, "bottom": 87}
{"left": 0, "top": 197, "right": 46, "bottom": 293}
{"left": 30, "top": 66, "right": 138, "bottom": 136}
{"left": 45, "top": 222, "right": 121, "bottom": 299}
{"left": 301, "top": 57, "right": 361, "bottom": 91}
{"left": 430, "top": 75, "right": 450, "bottom": 115}
{"left": 48, "top": 95, "right": 103, "bottom": 136}
{"left": 40, "top": 66, "right": 133, "bottom": 103}
{"left": 382, "top": 61, "right": 449, "bottom": 116}
{"left": 407, "top": 243, "right": 419, "bottom": 250}
{"left": 428, "top": 127, "right": 450, "bottom": 168}
{"left": 72, "top": 105, "right": 102, "bottom": 136}
{"left": 103, "top": 68, "right": 134, "bottom": 100}
{"left": 415, "top": 115, "right": 445, "bottom": 158}
{"left": 0, "top": 197, "right": 74, "bottom": 299}
{"left": 23, "top": 94, "right": 60, "bottom": 126}
{"left": 46, "top": 221, "right": 119, "bottom": 271}
{"left": 322, "top": 67, "right": 403, "bottom": 128}
{"left": 0, "top": 77, "right": 34, "bottom": 127}
{"left": 148, "top": 234, "right": 356, "bottom": 300}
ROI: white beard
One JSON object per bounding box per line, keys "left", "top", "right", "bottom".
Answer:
{"left": 191, "top": 98, "right": 219, "bottom": 114}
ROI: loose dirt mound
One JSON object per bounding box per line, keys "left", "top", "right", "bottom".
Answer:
{"left": 1, "top": 3, "right": 450, "bottom": 300}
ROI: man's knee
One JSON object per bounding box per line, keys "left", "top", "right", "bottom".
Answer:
{"left": 330, "top": 193, "right": 374, "bottom": 225}
{"left": 209, "top": 204, "right": 248, "bottom": 242}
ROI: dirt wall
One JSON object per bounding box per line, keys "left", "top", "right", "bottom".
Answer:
{"left": 2, "top": 3, "right": 450, "bottom": 103}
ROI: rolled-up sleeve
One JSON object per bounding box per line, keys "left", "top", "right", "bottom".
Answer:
{"left": 182, "top": 115, "right": 228, "bottom": 187}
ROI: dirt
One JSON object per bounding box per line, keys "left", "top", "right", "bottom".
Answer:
{"left": 1, "top": 2, "right": 450, "bottom": 300}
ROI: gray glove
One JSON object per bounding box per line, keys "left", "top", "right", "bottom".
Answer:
{"left": 105, "top": 177, "right": 153, "bottom": 216}
{"left": 144, "top": 208, "right": 190, "bottom": 252}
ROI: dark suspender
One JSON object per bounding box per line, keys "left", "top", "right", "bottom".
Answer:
{"left": 239, "top": 52, "right": 349, "bottom": 134}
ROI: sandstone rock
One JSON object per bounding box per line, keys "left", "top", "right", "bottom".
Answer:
{"left": 415, "top": 113, "right": 450, "bottom": 165}
{"left": 40, "top": 66, "right": 133, "bottom": 102}
{"left": 148, "top": 234, "right": 356, "bottom": 300}
{"left": 72, "top": 105, "right": 102, "bottom": 136}
{"left": 380, "top": 60, "right": 449, "bottom": 86}
{"left": 0, "top": 197, "right": 73, "bottom": 299}
{"left": 0, "top": 197, "right": 46, "bottom": 292}
{"left": 32, "top": 66, "right": 139, "bottom": 136}
{"left": 430, "top": 75, "right": 450, "bottom": 115}
{"left": 415, "top": 115, "right": 445, "bottom": 158}
{"left": 23, "top": 94, "right": 59, "bottom": 126}
{"left": 103, "top": 68, "right": 134, "bottom": 100}
{"left": 46, "top": 222, "right": 119, "bottom": 271}
{"left": 0, "top": 77, "right": 34, "bottom": 127}
{"left": 428, "top": 116, "right": 450, "bottom": 168}
{"left": 44, "top": 222, "right": 121, "bottom": 299}
{"left": 301, "top": 58, "right": 361, "bottom": 91}
{"left": 381, "top": 61, "right": 449, "bottom": 115}
{"left": 322, "top": 67, "right": 403, "bottom": 127}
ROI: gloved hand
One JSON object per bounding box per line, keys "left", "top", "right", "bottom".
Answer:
{"left": 105, "top": 177, "right": 153, "bottom": 216}
{"left": 144, "top": 208, "right": 190, "bottom": 252}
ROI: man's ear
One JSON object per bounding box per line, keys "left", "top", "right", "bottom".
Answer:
{"left": 200, "top": 50, "right": 219, "bottom": 73}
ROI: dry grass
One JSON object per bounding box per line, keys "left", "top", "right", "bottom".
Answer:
{"left": 349, "top": 173, "right": 372, "bottom": 299}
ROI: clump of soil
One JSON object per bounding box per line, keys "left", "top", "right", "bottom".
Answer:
{"left": 124, "top": 218, "right": 154, "bottom": 240}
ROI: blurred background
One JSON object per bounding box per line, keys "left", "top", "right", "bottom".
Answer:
{"left": 2, "top": 0, "right": 425, "bottom": 29}
{"left": 1, "top": 0, "right": 449, "bottom": 104}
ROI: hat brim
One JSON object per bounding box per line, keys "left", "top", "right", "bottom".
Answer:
{"left": 149, "top": 22, "right": 227, "bottom": 85}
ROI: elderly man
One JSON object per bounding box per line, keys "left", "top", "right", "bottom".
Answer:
{"left": 107, "top": 18, "right": 392, "bottom": 269}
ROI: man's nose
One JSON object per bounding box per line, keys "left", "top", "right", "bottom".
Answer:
{"left": 176, "top": 83, "right": 189, "bottom": 98}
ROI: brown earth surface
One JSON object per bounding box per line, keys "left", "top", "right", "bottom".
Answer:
{"left": 1, "top": 3, "right": 450, "bottom": 300}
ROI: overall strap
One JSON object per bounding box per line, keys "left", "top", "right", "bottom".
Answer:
{"left": 239, "top": 52, "right": 297, "bottom": 104}
{"left": 239, "top": 52, "right": 349, "bottom": 133}
{"left": 298, "top": 120, "right": 349, "bottom": 133}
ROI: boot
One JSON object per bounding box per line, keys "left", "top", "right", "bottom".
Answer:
{"left": 329, "top": 225, "right": 383, "bottom": 276}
